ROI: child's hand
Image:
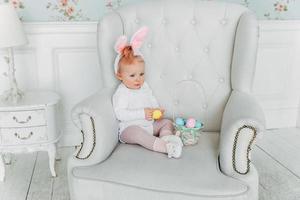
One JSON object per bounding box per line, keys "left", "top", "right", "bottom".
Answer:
{"left": 159, "top": 108, "right": 165, "bottom": 115}
{"left": 144, "top": 108, "right": 153, "bottom": 121}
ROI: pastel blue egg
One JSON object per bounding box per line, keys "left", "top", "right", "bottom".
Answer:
{"left": 175, "top": 118, "right": 185, "bottom": 126}
{"left": 195, "top": 121, "right": 203, "bottom": 128}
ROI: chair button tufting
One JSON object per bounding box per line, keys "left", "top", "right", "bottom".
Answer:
{"left": 202, "top": 103, "right": 208, "bottom": 109}
{"left": 220, "top": 18, "right": 228, "bottom": 25}
{"left": 174, "top": 100, "right": 179, "bottom": 105}
{"left": 203, "top": 47, "right": 209, "bottom": 53}
{"left": 188, "top": 74, "right": 193, "bottom": 80}
{"left": 219, "top": 77, "right": 225, "bottom": 83}
{"left": 191, "top": 19, "right": 197, "bottom": 25}
{"left": 147, "top": 43, "right": 152, "bottom": 48}
{"left": 175, "top": 46, "right": 180, "bottom": 52}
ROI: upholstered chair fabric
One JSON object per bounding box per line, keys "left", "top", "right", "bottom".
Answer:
{"left": 68, "top": 0, "right": 265, "bottom": 200}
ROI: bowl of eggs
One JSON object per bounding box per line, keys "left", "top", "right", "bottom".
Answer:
{"left": 174, "top": 117, "right": 203, "bottom": 146}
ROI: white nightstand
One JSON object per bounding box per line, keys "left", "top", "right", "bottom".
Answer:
{"left": 0, "top": 90, "right": 61, "bottom": 181}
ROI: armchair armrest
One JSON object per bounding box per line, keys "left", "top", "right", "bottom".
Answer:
{"left": 219, "top": 90, "right": 265, "bottom": 177}
{"left": 69, "top": 87, "right": 119, "bottom": 168}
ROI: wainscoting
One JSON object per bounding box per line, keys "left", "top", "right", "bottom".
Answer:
{"left": 0, "top": 21, "right": 299, "bottom": 146}
{"left": 254, "top": 21, "right": 300, "bottom": 129}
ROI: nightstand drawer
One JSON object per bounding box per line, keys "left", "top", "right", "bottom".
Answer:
{"left": 0, "top": 110, "right": 46, "bottom": 128}
{"left": 0, "top": 126, "right": 48, "bottom": 145}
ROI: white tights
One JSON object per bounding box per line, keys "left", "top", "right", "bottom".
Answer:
{"left": 120, "top": 119, "right": 174, "bottom": 153}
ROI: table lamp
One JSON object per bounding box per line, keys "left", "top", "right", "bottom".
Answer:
{"left": 0, "top": 3, "right": 28, "bottom": 104}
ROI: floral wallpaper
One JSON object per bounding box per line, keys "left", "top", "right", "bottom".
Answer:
{"left": 0, "top": 0, "right": 299, "bottom": 21}
{"left": 46, "top": 0, "right": 90, "bottom": 21}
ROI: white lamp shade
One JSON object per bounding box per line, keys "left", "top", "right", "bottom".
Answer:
{"left": 0, "top": 3, "right": 28, "bottom": 48}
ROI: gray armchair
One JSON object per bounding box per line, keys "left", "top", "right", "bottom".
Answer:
{"left": 68, "top": 0, "right": 265, "bottom": 199}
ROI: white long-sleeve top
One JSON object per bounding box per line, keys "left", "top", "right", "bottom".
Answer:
{"left": 112, "top": 82, "right": 159, "bottom": 135}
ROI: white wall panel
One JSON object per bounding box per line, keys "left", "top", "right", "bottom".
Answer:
{"left": 253, "top": 45, "right": 291, "bottom": 95}
{"left": 253, "top": 21, "right": 300, "bottom": 129}
{"left": 53, "top": 48, "right": 101, "bottom": 145}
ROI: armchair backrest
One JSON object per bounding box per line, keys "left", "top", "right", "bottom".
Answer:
{"left": 97, "top": 0, "right": 258, "bottom": 131}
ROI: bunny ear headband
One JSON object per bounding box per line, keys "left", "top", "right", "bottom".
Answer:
{"left": 114, "top": 26, "right": 149, "bottom": 74}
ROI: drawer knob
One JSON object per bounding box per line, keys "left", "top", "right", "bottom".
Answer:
{"left": 12, "top": 116, "right": 32, "bottom": 124}
{"left": 14, "top": 132, "right": 33, "bottom": 140}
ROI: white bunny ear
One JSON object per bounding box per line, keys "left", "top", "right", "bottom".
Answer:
{"left": 130, "top": 26, "right": 148, "bottom": 50}
{"left": 114, "top": 35, "right": 128, "bottom": 53}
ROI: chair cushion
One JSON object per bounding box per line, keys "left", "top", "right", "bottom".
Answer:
{"left": 72, "top": 132, "right": 247, "bottom": 197}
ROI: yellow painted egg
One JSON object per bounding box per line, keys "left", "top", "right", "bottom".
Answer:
{"left": 152, "top": 110, "right": 162, "bottom": 120}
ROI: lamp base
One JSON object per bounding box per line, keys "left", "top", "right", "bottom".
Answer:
{"left": 1, "top": 88, "right": 24, "bottom": 104}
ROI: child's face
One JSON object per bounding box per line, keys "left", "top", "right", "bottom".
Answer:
{"left": 116, "top": 61, "right": 145, "bottom": 89}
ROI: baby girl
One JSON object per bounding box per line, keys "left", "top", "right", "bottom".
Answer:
{"left": 112, "top": 27, "right": 183, "bottom": 158}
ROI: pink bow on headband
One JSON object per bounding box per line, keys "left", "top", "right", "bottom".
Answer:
{"left": 114, "top": 26, "right": 149, "bottom": 74}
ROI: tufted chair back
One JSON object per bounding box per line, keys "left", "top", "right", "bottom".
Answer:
{"left": 97, "top": 0, "right": 257, "bottom": 131}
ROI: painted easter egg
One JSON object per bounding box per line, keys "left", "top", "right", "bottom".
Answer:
{"left": 186, "top": 118, "right": 196, "bottom": 128}
{"left": 175, "top": 117, "right": 185, "bottom": 126}
{"left": 195, "top": 121, "right": 203, "bottom": 128}
{"left": 153, "top": 110, "right": 162, "bottom": 120}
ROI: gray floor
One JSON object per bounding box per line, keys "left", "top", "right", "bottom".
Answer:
{"left": 0, "top": 128, "right": 299, "bottom": 200}
{"left": 253, "top": 128, "right": 300, "bottom": 200}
